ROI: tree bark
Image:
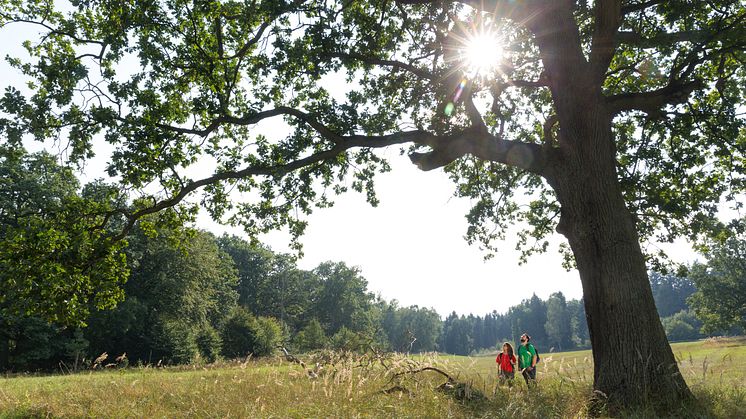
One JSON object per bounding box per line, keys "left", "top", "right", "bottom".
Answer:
{"left": 506, "top": 0, "right": 696, "bottom": 410}
{"left": 547, "top": 101, "right": 693, "bottom": 411}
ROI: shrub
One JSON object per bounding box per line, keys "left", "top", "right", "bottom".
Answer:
{"left": 195, "top": 325, "right": 221, "bottom": 363}
{"left": 329, "top": 326, "right": 366, "bottom": 351}
{"left": 661, "top": 310, "right": 703, "bottom": 341}
{"left": 155, "top": 319, "right": 199, "bottom": 364}
{"left": 221, "top": 307, "right": 258, "bottom": 358}
{"left": 220, "top": 308, "right": 284, "bottom": 358}
{"left": 253, "top": 317, "right": 285, "bottom": 357}
{"left": 293, "top": 319, "right": 327, "bottom": 352}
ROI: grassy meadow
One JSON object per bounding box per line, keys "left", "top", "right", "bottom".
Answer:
{"left": 1, "top": 337, "right": 744, "bottom": 418}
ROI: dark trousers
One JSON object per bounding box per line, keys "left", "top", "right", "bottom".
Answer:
{"left": 522, "top": 367, "right": 537, "bottom": 386}
{"left": 498, "top": 370, "right": 515, "bottom": 386}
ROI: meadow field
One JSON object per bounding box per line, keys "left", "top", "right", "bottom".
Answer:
{"left": 1, "top": 337, "right": 744, "bottom": 418}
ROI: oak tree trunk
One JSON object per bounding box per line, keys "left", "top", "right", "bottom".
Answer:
{"left": 548, "top": 101, "right": 692, "bottom": 411}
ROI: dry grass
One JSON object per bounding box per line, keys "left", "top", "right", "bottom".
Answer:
{"left": 1, "top": 338, "right": 744, "bottom": 418}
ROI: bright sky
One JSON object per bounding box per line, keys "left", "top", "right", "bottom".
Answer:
{"left": 0, "top": 11, "right": 707, "bottom": 318}
{"left": 201, "top": 151, "right": 586, "bottom": 316}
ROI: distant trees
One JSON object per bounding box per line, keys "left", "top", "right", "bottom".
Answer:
{"left": 0, "top": 146, "right": 128, "bottom": 326}
{"left": 649, "top": 272, "right": 703, "bottom": 342}
{"left": 688, "top": 230, "right": 746, "bottom": 334}
{"left": 438, "top": 293, "right": 590, "bottom": 356}
{"left": 311, "top": 262, "right": 375, "bottom": 336}
{"left": 381, "top": 302, "right": 441, "bottom": 353}
{"left": 545, "top": 292, "right": 573, "bottom": 352}
{"left": 441, "top": 313, "right": 474, "bottom": 356}
{"left": 650, "top": 272, "right": 697, "bottom": 318}
{"left": 567, "top": 299, "right": 590, "bottom": 348}
{"left": 85, "top": 227, "right": 239, "bottom": 364}
{"left": 0, "top": 146, "right": 127, "bottom": 370}
{"left": 217, "top": 236, "right": 311, "bottom": 330}
{"left": 5, "top": 148, "right": 746, "bottom": 373}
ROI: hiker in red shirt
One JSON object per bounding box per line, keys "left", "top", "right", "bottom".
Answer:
{"left": 496, "top": 342, "right": 517, "bottom": 386}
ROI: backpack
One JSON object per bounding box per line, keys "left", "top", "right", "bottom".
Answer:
{"left": 530, "top": 343, "right": 541, "bottom": 364}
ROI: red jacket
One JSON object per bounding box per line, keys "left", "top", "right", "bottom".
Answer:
{"left": 496, "top": 353, "right": 517, "bottom": 373}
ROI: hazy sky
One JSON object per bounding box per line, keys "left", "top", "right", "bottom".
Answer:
{"left": 1, "top": 15, "right": 705, "bottom": 318}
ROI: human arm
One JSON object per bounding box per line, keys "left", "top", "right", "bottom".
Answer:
{"left": 530, "top": 346, "right": 537, "bottom": 369}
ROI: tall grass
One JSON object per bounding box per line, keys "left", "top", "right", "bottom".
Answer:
{"left": 1, "top": 338, "right": 744, "bottom": 418}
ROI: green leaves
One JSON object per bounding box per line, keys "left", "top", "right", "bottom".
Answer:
{"left": 0, "top": 146, "right": 128, "bottom": 325}
{"left": 0, "top": 0, "right": 744, "bottom": 274}
{"left": 687, "top": 223, "right": 746, "bottom": 334}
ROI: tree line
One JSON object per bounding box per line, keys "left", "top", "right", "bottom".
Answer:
{"left": 2, "top": 220, "right": 587, "bottom": 370}
{"left": 2, "top": 223, "right": 740, "bottom": 371}
{"left": 1, "top": 148, "right": 743, "bottom": 372}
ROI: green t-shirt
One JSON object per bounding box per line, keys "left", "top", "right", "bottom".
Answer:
{"left": 517, "top": 343, "right": 537, "bottom": 369}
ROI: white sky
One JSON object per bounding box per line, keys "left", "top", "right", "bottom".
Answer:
{"left": 200, "top": 151, "right": 586, "bottom": 316}
{"left": 0, "top": 12, "right": 708, "bottom": 318}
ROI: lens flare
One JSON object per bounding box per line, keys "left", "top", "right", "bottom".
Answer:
{"left": 462, "top": 31, "right": 503, "bottom": 78}
{"left": 443, "top": 24, "right": 505, "bottom": 118}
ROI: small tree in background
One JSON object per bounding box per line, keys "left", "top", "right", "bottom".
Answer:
{"left": 688, "top": 229, "right": 746, "bottom": 335}
{"left": 253, "top": 317, "right": 285, "bottom": 357}
{"left": 153, "top": 319, "right": 199, "bottom": 365}
{"left": 545, "top": 292, "right": 572, "bottom": 352}
{"left": 195, "top": 325, "right": 222, "bottom": 364}
{"left": 329, "top": 327, "right": 367, "bottom": 352}
{"left": 221, "top": 307, "right": 259, "bottom": 359}
{"left": 293, "top": 319, "right": 328, "bottom": 353}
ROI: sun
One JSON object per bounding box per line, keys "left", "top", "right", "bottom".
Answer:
{"left": 462, "top": 31, "right": 504, "bottom": 78}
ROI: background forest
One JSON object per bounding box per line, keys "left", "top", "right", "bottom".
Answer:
{"left": 1, "top": 148, "right": 742, "bottom": 372}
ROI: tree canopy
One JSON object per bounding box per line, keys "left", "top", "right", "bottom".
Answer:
{"left": 1, "top": 0, "right": 742, "bottom": 270}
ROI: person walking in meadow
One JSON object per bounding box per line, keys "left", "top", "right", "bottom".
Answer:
{"left": 517, "top": 333, "right": 538, "bottom": 387}
{"left": 496, "top": 342, "right": 517, "bottom": 386}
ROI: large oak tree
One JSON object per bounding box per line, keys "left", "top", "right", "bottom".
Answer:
{"left": 1, "top": 0, "right": 744, "bottom": 411}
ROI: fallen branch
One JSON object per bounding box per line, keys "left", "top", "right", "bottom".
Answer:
{"left": 390, "top": 366, "right": 456, "bottom": 383}
{"left": 383, "top": 365, "right": 487, "bottom": 402}
{"left": 280, "top": 347, "right": 318, "bottom": 378}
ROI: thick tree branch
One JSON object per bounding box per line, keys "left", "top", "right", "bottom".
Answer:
{"left": 155, "top": 107, "right": 344, "bottom": 143}
{"left": 111, "top": 130, "right": 427, "bottom": 241}
{"left": 543, "top": 114, "right": 559, "bottom": 148}
{"left": 589, "top": 0, "right": 622, "bottom": 81}
{"left": 409, "top": 128, "right": 547, "bottom": 176}
{"left": 605, "top": 79, "right": 703, "bottom": 115}
{"left": 396, "top": 0, "right": 500, "bottom": 12}
{"left": 1, "top": 17, "right": 105, "bottom": 45}
{"left": 508, "top": 78, "right": 548, "bottom": 88}
{"left": 523, "top": 1, "right": 593, "bottom": 115}
{"left": 118, "top": 112, "right": 548, "bottom": 242}
{"left": 490, "top": 77, "right": 549, "bottom": 105}
{"left": 463, "top": 86, "right": 487, "bottom": 130}
{"left": 397, "top": 0, "right": 540, "bottom": 20}
{"left": 226, "top": 20, "right": 271, "bottom": 60}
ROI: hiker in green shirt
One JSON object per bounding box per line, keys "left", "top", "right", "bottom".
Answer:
{"left": 517, "top": 333, "right": 538, "bottom": 387}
